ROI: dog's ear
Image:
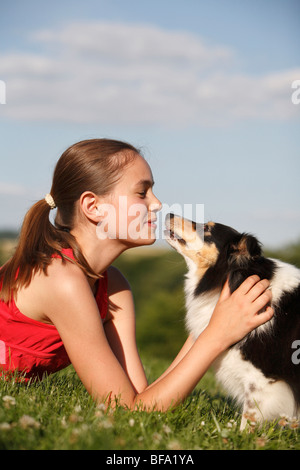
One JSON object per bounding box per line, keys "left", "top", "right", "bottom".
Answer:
{"left": 228, "top": 234, "right": 262, "bottom": 268}
{"left": 227, "top": 234, "right": 262, "bottom": 293}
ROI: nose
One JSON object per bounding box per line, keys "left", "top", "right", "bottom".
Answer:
{"left": 150, "top": 194, "right": 162, "bottom": 213}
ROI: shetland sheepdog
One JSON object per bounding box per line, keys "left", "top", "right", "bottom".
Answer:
{"left": 165, "top": 213, "right": 300, "bottom": 429}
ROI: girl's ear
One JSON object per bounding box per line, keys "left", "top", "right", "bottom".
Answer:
{"left": 79, "top": 191, "right": 103, "bottom": 223}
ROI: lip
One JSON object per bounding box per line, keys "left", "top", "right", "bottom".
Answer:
{"left": 147, "top": 217, "right": 157, "bottom": 228}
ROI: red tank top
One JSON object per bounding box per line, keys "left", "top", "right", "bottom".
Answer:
{"left": 0, "top": 248, "right": 108, "bottom": 382}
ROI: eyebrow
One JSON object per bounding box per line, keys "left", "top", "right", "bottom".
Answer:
{"left": 134, "top": 179, "right": 154, "bottom": 188}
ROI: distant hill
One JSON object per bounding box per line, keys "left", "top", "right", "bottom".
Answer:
{"left": 0, "top": 230, "right": 19, "bottom": 240}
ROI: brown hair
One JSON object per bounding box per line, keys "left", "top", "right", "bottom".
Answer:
{"left": 0, "top": 138, "right": 140, "bottom": 303}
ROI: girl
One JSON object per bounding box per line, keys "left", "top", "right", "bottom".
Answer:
{"left": 0, "top": 139, "right": 273, "bottom": 410}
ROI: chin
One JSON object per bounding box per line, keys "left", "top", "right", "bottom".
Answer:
{"left": 124, "top": 230, "right": 157, "bottom": 248}
{"left": 131, "top": 235, "right": 157, "bottom": 247}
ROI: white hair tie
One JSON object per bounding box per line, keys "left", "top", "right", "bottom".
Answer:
{"left": 45, "top": 193, "right": 56, "bottom": 209}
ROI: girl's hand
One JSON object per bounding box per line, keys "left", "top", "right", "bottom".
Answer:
{"left": 207, "top": 275, "right": 274, "bottom": 350}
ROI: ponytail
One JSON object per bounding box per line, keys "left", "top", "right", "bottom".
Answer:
{"left": 0, "top": 197, "right": 98, "bottom": 303}
{"left": 0, "top": 138, "right": 140, "bottom": 303}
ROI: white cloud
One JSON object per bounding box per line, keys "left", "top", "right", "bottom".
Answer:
{"left": 31, "top": 21, "right": 232, "bottom": 66}
{"left": 1, "top": 21, "right": 299, "bottom": 126}
{"left": 0, "top": 182, "right": 28, "bottom": 196}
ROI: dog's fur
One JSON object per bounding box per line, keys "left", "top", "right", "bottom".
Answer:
{"left": 165, "top": 214, "right": 300, "bottom": 429}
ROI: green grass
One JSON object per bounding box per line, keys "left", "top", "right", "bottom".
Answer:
{"left": 0, "top": 359, "right": 299, "bottom": 450}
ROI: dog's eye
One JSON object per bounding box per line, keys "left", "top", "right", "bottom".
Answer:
{"left": 204, "top": 224, "right": 211, "bottom": 232}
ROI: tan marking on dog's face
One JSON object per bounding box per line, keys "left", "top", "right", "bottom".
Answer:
{"left": 204, "top": 221, "right": 215, "bottom": 237}
{"left": 170, "top": 216, "right": 197, "bottom": 242}
{"left": 165, "top": 215, "right": 219, "bottom": 277}
{"left": 165, "top": 214, "right": 201, "bottom": 247}
{"left": 185, "top": 243, "right": 219, "bottom": 278}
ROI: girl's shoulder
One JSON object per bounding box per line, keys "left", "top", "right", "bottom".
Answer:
{"left": 45, "top": 255, "right": 89, "bottom": 294}
{"left": 21, "top": 254, "right": 89, "bottom": 309}
{"left": 34, "top": 256, "right": 97, "bottom": 322}
{"left": 13, "top": 253, "right": 90, "bottom": 325}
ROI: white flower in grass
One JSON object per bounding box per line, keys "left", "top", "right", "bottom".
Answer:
{"left": 0, "top": 422, "right": 12, "bottom": 430}
{"left": 152, "top": 432, "right": 162, "bottom": 443}
{"left": 19, "top": 415, "right": 40, "bottom": 429}
{"left": 2, "top": 396, "right": 16, "bottom": 407}
{"left": 163, "top": 424, "right": 172, "bottom": 434}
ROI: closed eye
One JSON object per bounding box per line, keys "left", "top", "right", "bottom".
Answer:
{"left": 135, "top": 179, "right": 154, "bottom": 199}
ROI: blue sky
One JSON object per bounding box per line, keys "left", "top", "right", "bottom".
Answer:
{"left": 0, "top": 0, "right": 299, "bottom": 248}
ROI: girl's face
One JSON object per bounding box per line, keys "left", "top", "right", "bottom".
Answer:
{"left": 96, "top": 154, "right": 162, "bottom": 246}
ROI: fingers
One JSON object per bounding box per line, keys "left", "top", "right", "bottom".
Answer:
{"left": 237, "top": 275, "right": 262, "bottom": 295}
{"left": 220, "top": 276, "right": 272, "bottom": 310}
{"left": 237, "top": 275, "right": 273, "bottom": 328}
{"left": 218, "top": 279, "right": 231, "bottom": 302}
{"left": 236, "top": 275, "right": 271, "bottom": 302}
{"left": 209, "top": 275, "right": 274, "bottom": 349}
{"left": 247, "top": 278, "right": 271, "bottom": 303}
{"left": 252, "top": 287, "right": 272, "bottom": 311}
{"left": 232, "top": 274, "right": 273, "bottom": 323}
{"left": 252, "top": 306, "right": 274, "bottom": 328}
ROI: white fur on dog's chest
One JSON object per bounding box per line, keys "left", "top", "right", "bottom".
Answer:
{"left": 184, "top": 274, "right": 250, "bottom": 400}
{"left": 184, "top": 272, "right": 219, "bottom": 338}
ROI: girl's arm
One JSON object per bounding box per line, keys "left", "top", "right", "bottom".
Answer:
{"left": 145, "top": 335, "right": 195, "bottom": 391}
{"left": 104, "top": 266, "right": 148, "bottom": 394}
{"left": 44, "top": 262, "right": 273, "bottom": 411}
{"left": 105, "top": 266, "right": 197, "bottom": 393}
{"left": 105, "top": 266, "right": 196, "bottom": 392}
